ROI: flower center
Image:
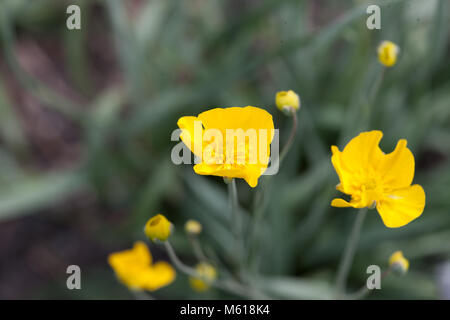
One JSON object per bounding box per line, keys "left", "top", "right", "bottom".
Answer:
{"left": 360, "top": 178, "right": 383, "bottom": 208}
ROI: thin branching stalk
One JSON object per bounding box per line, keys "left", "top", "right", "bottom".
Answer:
{"left": 164, "top": 241, "right": 201, "bottom": 278}
{"left": 164, "top": 241, "right": 269, "bottom": 299}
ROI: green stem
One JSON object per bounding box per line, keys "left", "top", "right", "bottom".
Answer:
{"left": 164, "top": 241, "right": 268, "bottom": 299}
{"left": 248, "top": 180, "right": 269, "bottom": 273}
{"left": 335, "top": 208, "right": 368, "bottom": 298}
{"left": 345, "top": 268, "right": 391, "bottom": 300}
{"left": 228, "top": 179, "right": 244, "bottom": 271}
{"left": 164, "top": 241, "right": 198, "bottom": 277}
{"left": 364, "top": 67, "right": 385, "bottom": 129}
{"left": 188, "top": 235, "right": 210, "bottom": 264}
{"left": 279, "top": 111, "right": 298, "bottom": 163}
{"left": 130, "top": 290, "right": 155, "bottom": 300}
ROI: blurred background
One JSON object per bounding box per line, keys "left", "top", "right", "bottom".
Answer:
{"left": 0, "top": 0, "right": 449, "bottom": 299}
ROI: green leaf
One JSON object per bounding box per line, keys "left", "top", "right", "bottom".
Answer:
{"left": 0, "top": 169, "right": 87, "bottom": 221}
{"left": 256, "top": 276, "right": 333, "bottom": 299}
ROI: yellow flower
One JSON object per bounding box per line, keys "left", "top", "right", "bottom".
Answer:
{"left": 189, "top": 262, "right": 217, "bottom": 292}
{"left": 275, "top": 90, "right": 300, "bottom": 113}
{"left": 389, "top": 251, "right": 409, "bottom": 275}
{"left": 331, "top": 131, "right": 425, "bottom": 228}
{"left": 185, "top": 219, "right": 202, "bottom": 235}
{"left": 145, "top": 214, "right": 172, "bottom": 242}
{"left": 377, "top": 41, "right": 399, "bottom": 67}
{"left": 177, "top": 106, "right": 275, "bottom": 188}
{"left": 108, "top": 241, "right": 176, "bottom": 291}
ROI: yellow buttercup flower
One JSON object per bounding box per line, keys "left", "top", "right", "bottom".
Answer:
{"left": 331, "top": 131, "right": 425, "bottom": 228}
{"left": 108, "top": 241, "right": 176, "bottom": 291}
{"left": 177, "top": 106, "right": 275, "bottom": 188}
{"left": 185, "top": 219, "right": 202, "bottom": 235}
{"left": 189, "top": 262, "right": 217, "bottom": 292}
{"left": 377, "top": 41, "right": 399, "bottom": 67}
{"left": 389, "top": 251, "right": 409, "bottom": 275}
{"left": 275, "top": 90, "right": 300, "bottom": 113}
{"left": 145, "top": 214, "right": 172, "bottom": 242}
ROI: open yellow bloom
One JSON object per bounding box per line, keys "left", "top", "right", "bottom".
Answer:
{"left": 377, "top": 41, "right": 399, "bottom": 67}
{"left": 145, "top": 214, "right": 172, "bottom": 242}
{"left": 331, "top": 131, "right": 425, "bottom": 228}
{"left": 108, "top": 241, "right": 176, "bottom": 291}
{"left": 276, "top": 90, "right": 300, "bottom": 113}
{"left": 189, "top": 262, "right": 217, "bottom": 292}
{"left": 177, "top": 106, "right": 275, "bottom": 187}
{"left": 389, "top": 251, "right": 409, "bottom": 275}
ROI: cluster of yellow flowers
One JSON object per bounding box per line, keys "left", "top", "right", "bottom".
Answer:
{"left": 108, "top": 213, "right": 215, "bottom": 292}
{"left": 108, "top": 40, "right": 421, "bottom": 296}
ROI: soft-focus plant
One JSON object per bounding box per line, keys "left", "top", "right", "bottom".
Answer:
{"left": 0, "top": 0, "right": 448, "bottom": 300}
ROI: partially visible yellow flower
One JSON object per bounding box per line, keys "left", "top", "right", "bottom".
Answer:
{"left": 331, "top": 130, "right": 425, "bottom": 228}
{"left": 108, "top": 241, "right": 176, "bottom": 291}
{"left": 185, "top": 219, "right": 202, "bottom": 235}
{"left": 189, "top": 262, "right": 217, "bottom": 292}
{"left": 377, "top": 41, "right": 399, "bottom": 67}
{"left": 145, "top": 214, "right": 172, "bottom": 242}
{"left": 275, "top": 90, "right": 300, "bottom": 113}
{"left": 177, "top": 106, "right": 275, "bottom": 188}
{"left": 389, "top": 251, "right": 409, "bottom": 275}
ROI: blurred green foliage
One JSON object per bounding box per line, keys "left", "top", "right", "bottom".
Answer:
{"left": 0, "top": 0, "right": 449, "bottom": 299}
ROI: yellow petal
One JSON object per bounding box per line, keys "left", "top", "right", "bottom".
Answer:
{"left": 389, "top": 251, "right": 409, "bottom": 274}
{"left": 340, "top": 131, "right": 384, "bottom": 174}
{"left": 331, "top": 146, "right": 353, "bottom": 194}
{"left": 108, "top": 242, "right": 176, "bottom": 291}
{"left": 275, "top": 90, "right": 300, "bottom": 111}
{"left": 108, "top": 242, "right": 153, "bottom": 288}
{"left": 184, "top": 106, "right": 274, "bottom": 188}
{"left": 376, "top": 184, "right": 425, "bottom": 228}
{"left": 144, "top": 214, "right": 172, "bottom": 242}
{"left": 185, "top": 219, "right": 202, "bottom": 235}
{"left": 189, "top": 262, "right": 217, "bottom": 292}
{"left": 331, "top": 131, "right": 384, "bottom": 195}
{"left": 177, "top": 116, "right": 204, "bottom": 158}
{"left": 198, "top": 106, "right": 274, "bottom": 134}
{"left": 331, "top": 198, "right": 353, "bottom": 207}
{"left": 138, "top": 262, "right": 176, "bottom": 291}
{"left": 379, "top": 139, "right": 414, "bottom": 190}
{"left": 377, "top": 41, "right": 399, "bottom": 67}
{"left": 108, "top": 241, "right": 152, "bottom": 272}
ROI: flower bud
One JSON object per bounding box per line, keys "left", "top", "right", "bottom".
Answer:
{"left": 276, "top": 90, "right": 300, "bottom": 114}
{"left": 189, "top": 262, "right": 217, "bottom": 292}
{"left": 389, "top": 251, "right": 409, "bottom": 275}
{"left": 144, "top": 214, "right": 172, "bottom": 242}
{"left": 185, "top": 219, "right": 202, "bottom": 236}
{"left": 377, "top": 41, "right": 399, "bottom": 67}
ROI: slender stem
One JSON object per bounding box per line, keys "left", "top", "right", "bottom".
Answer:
{"left": 364, "top": 67, "right": 385, "bottom": 129}
{"left": 188, "top": 235, "right": 210, "bottom": 264}
{"left": 335, "top": 208, "right": 368, "bottom": 298}
{"left": 164, "top": 241, "right": 198, "bottom": 277}
{"left": 345, "top": 268, "right": 391, "bottom": 300}
{"left": 279, "top": 111, "right": 298, "bottom": 163}
{"left": 228, "top": 179, "right": 244, "bottom": 271}
{"left": 248, "top": 180, "right": 269, "bottom": 273}
{"left": 130, "top": 290, "right": 155, "bottom": 300}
